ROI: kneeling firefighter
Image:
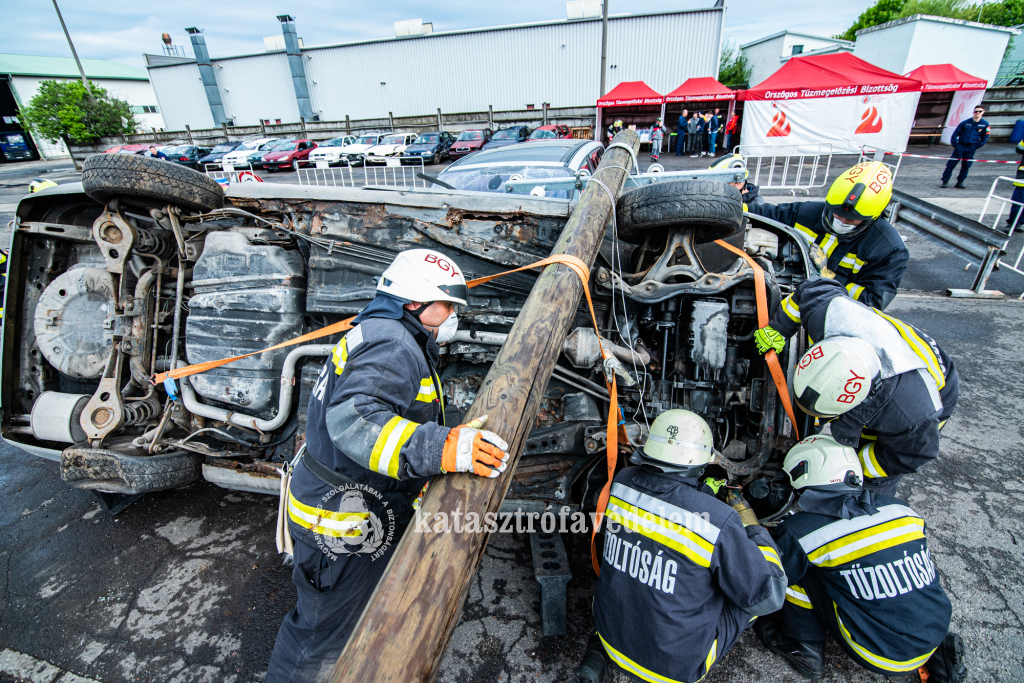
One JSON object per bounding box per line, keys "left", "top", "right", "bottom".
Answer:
{"left": 753, "top": 278, "right": 958, "bottom": 497}
{"left": 266, "top": 249, "right": 510, "bottom": 682}
{"left": 756, "top": 435, "right": 966, "bottom": 682}
{"left": 576, "top": 410, "right": 786, "bottom": 683}
{"left": 745, "top": 161, "right": 907, "bottom": 310}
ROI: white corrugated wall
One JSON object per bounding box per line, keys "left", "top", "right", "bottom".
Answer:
{"left": 148, "top": 62, "right": 215, "bottom": 131}
{"left": 147, "top": 9, "right": 724, "bottom": 128}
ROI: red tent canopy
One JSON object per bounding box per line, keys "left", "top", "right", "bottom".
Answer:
{"left": 597, "top": 81, "right": 664, "bottom": 107}
{"left": 743, "top": 53, "right": 921, "bottom": 101}
{"left": 664, "top": 77, "right": 736, "bottom": 103}
{"left": 904, "top": 64, "right": 987, "bottom": 92}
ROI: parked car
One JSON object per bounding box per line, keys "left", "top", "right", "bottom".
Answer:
{"left": 103, "top": 144, "right": 151, "bottom": 155}
{"left": 197, "top": 141, "right": 244, "bottom": 167}
{"left": 448, "top": 129, "right": 493, "bottom": 160}
{"left": 160, "top": 144, "right": 213, "bottom": 170}
{"left": 338, "top": 132, "right": 389, "bottom": 167}
{"left": 401, "top": 131, "right": 455, "bottom": 165}
{"left": 527, "top": 125, "right": 571, "bottom": 141}
{"left": 261, "top": 139, "right": 318, "bottom": 172}
{"left": 481, "top": 126, "right": 531, "bottom": 150}
{"left": 436, "top": 139, "right": 604, "bottom": 199}
{"left": 220, "top": 138, "right": 280, "bottom": 168}
{"left": 307, "top": 136, "right": 359, "bottom": 167}
{"left": 365, "top": 133, "right": 418, "bottom": 165}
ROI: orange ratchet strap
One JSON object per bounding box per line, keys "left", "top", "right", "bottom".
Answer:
{"left": 712, "top": 239, "right": 800, "bottom": 440}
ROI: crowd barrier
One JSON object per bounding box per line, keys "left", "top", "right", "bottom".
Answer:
{"left": 977, "top": 176, "right": 1024, "bottom": 298}
{"left": 297, "top": 157, "right": 429, "bottom": 188}
{"left": 735, "top": 143, "right": 833, "bottom": 194}
{"left": 890, "top": 189, "right": 1009, "bottom": 298}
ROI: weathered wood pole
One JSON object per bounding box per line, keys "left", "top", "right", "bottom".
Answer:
{"left": 329, "top": 129, "right": 639, "bottom": 683}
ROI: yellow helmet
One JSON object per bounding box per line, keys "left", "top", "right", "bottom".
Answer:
{"left": 709, "top": 152, "right": 748, "bottom": 181}
{"left": 824, "top": 161, "right": 892, "bottom": 226}
{"left": 29, "top": 178, "right": 58, "bottom": 194}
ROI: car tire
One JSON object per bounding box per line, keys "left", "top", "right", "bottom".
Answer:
{"left": 61, "top": 447, "right": 202, "bottom": 495}
{"left": 616, "top": 179, "right": 743, "bottom": 245}
{"left": 81, "top": 152, "right": 224, "bottom": 213}
{"left": 433, "top": 152, "right": 441, "bottom": 165}
{"left": 292, "top": 160, "right": 300, "bottom": 172}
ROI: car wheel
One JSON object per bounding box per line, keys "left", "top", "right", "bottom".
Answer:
{"left": 81, "top": 153, "right": 224, "bottom": 213}
{"left": 616, "top": 179, "right": 743, "bottom": 245}
{"left": 292, "top": 160, "right": 300, "bottom": 172}
{"left": 433, "top": 152, "right": 441, "bottom": 165}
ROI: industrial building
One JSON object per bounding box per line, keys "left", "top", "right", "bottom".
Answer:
{"left": 144, "top": 6, "right": 726, "bottom": 131}
{"left": 740, "top": 32, "right": 853, "bottom": 89}
{"left": 0, "top": 54, "right": 164, "bottom": 160}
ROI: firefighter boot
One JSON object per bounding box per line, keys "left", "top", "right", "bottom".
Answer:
{"left": 754, "top": 618, "right": 824, "bottom": 680}
{"left": 575, "top": 633, "right": 610, "bottom": 683}
{"left": 919, "top": 633, "right": 967, "bottom": 683}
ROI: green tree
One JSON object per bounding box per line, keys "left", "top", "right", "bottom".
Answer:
{"left": 837, "top": 0, "right": 909, "bottom": 40}
{"left": 21, "top": 80, "right": 137, "bottom": 145}
{"left": 838, "top": 0, "right": 1024, "bottom": 39}
{"left": 719, "top": 39, "right": 752, "bottom": 87}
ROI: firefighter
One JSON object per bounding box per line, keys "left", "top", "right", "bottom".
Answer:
{"left": 753, "top": 277, "right": 959, "bottom": 497}
{"left": 607, "top": 119, "right": 624, "bottom": 144}
{"left": 709, "top": 153, "right": 763, "bottom": 207}
{"left": 756, "top": 435, "right": 966, "bottom": 682}
{"left": 575, "top": 410, "right": 786, "bottom": 683}
{"left": 941, "top": 105, "right": 989, "bottom": 189}
{"left": 1004, "top": 138, "right": 1024, "bottom": 232}
{"left": 266, "top": 249, "right": 510, "bottom": 683}
{"left": 745, "top": 161, "right": 907, "bottom": 310}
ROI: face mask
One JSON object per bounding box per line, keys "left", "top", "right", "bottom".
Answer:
{"left": 434, "top": 311, "right": 459, "bottom": 344}
{"left": 830, "top": 214, "right": 860, "bottom": 235}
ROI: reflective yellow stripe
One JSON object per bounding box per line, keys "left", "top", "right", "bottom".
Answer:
{"left": 874, "top": 311, "right": 945, "bottom": 390}
{"left": 606, "top": 497, "right": 715, "bottom": 568}
{"left": 859, "top": 431, "right": 878, "bottom": 441}
{"left": 759, "top": 545, "right": 783, "bottom": 570}
{"left": 794, "top": 222, "right": 818, "bottom": 241}
{"left": 786, "top": 585, "right": 813, "bottom": 609}
{"left": 368, "top": 416, "right": 419, "bottom": 478}
{"left": 781, "top": 295, "right": 801, "bottom": 323}
{"left": 287, "top": 489, "right": 369, "bottom": 538}
{"left": 807, "top": 517, "right": 925, "bottom": 568}
{"left": 858, "top": 443, "right": 886, "bottom": 479}
{"left": 820, "top": 234, "right": 840, "bottom": 257}
{"left": 598, "top": 633, "right": 717, "bottom": 683}
{"left": 332, "top": 338, "right": 349, "bottom": 375}
{"left": 938, "top": 419, "right": 947, "bottom": 430}
{"left": 414, "top": 374, "right": 445, "bottom": 408}
{"left": 838, "top": 253, "right": 867, "bottom": 273}
{"left": 833, "top": 604, "right": 937, "bottom": 672}
{"left": 846, "top": 282, "right": 866, "bottom": 300}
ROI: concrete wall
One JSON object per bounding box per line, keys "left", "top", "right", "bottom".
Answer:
{"left": 856, "top": 16, "right": 1014, "bottom": 84}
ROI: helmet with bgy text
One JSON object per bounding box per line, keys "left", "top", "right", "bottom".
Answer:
{"left": 376, "top": 249, "right": 468, "bottom": 306}
{"left": 630, "top": 409, "right": 714, "bottom": 474}
{"left": 794, "top": 337, "right": 881, "bottom": 418}
{"left": 822, "top": 161, "right": 892, "bottom": 236}
{"left": 783, "top": 435, "right": 863, "bottom": 491}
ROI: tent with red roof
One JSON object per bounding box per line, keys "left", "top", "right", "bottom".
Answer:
{"left": 664, "top": 78, "right": 736, "bottom": 103}
{"left": 595, "top": 81, "right": 665, "bottom": 147}
{"left": 904, "top": 64, "right": 987, "bottom": 145}
{"left": 740, "top": 53, "right": 923, "bottom": 153}
{"left": 596, "top": 81, "right": 664, "bottom": 107}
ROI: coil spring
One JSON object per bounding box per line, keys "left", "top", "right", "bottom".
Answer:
{"left": 123, "top": 398, "right": 161, "bottom": 426}
{"left": 135, "top": 228, "right": 176, "bottom": 260}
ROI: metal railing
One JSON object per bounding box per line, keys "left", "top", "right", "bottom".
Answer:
{"left": 890, "top": 189, "right": 1009, "bottom": 298}
{"left": 978, "top": 176, "right": 1024, "bottom": 297}
{"left": 859, "top": 146, "right": 903, "bottom": 180}
{"left": 297, "top": 157, "right": 429, "bottom": 188}
{"left": 736, "top": 143, "right": 833, "bottom": 194}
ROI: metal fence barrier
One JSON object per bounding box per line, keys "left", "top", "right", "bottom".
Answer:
{"left": 859, "top": 145, "right": 903, "bottom": 180}
{"left": 736, "top": 143, "right": 833, "bottom": 194}
{"left": 977, "top": 175, "right": 1024, "bottom": 297}
{"left": 298, "top": 157, "right": 429, "bottom": 188}
{"left": 204, "top": 161, "right": 256, "bottom": 182}
{"left": 890, "top": 189, "right": 1009, "bottom": 298}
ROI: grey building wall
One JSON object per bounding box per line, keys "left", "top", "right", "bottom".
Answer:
{"left": 146, "top": 9, "right": 724, "bottom": 129}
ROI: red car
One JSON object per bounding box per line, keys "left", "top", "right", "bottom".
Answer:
{"left": 448, "top": 129, "right": 493, "bottom": 159}
{"left": 261, "top": 139, "right": 318, "bottom": 171}
{"left": 526, "top": 125, "right": 572, "bottom": 141}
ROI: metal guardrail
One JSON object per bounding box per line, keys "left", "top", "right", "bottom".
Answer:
{"left": 297, "top": 156, "right": 429, "bottom": 188}
{"left": 736, "top": 143, "right": 833, "bottom": 194}
{"left": 890, "top": 189, "right": 1008, "bottom": 298}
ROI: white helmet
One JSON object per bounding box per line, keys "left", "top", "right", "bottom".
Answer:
{"left": 783, "top": 435, "right": 862, "bottom": 490}
{"left": 377, "top": 249, "right": 468, "bottom": 306}
{"left": 631, "top": 409, "right": 714, "bottom": 472}
{"left": 794, "top": 337, "right": 881, "bottom": 417}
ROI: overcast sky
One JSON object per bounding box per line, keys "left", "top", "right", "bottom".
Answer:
{"left": 7, "top": 0, "right": 873, "bottom": 69}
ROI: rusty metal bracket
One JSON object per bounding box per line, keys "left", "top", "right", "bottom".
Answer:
{"left": 81, "top": 350, "right": 127, "bottom": 447}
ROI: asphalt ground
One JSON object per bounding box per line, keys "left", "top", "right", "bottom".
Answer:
{"left": 1, "top": 146, "right": 1023, "bottom": 682}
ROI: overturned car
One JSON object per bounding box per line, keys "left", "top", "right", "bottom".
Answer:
{"left": 3, "top": 148, "right": 816, "bottom": 523}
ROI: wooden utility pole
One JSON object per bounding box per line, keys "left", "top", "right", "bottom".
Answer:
{"left": 328, "top": 129, "right": 640, "bottom": 683}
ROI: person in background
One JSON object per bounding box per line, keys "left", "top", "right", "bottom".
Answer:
{"left": 650, "top": 118, "right": 667, "bottom": 161}
{"left": 707, "top": 110, "right": 720, "bottom": 157}
{"left": 724, "top": 113, "right": 739, "bottom": 150}
{"left": 692, "top": 113, "right": 707, "bottom": 157}
{"left": 675, "top": 109, "right": 688, "bottom": 156}
{"left": 941, "top": 105, "right": 989, "bottom": 189}
{"left": 607, "top": 119, "right": 624, "bottom": 145}
{"left": 1004, "top": 139, "right": 1024, "bottom": 233}
{"left": 687, "top": 113, "right": 699, "bottom": 156}
{"left": 145, "top": 145, "right": 167, "bottom": 159}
